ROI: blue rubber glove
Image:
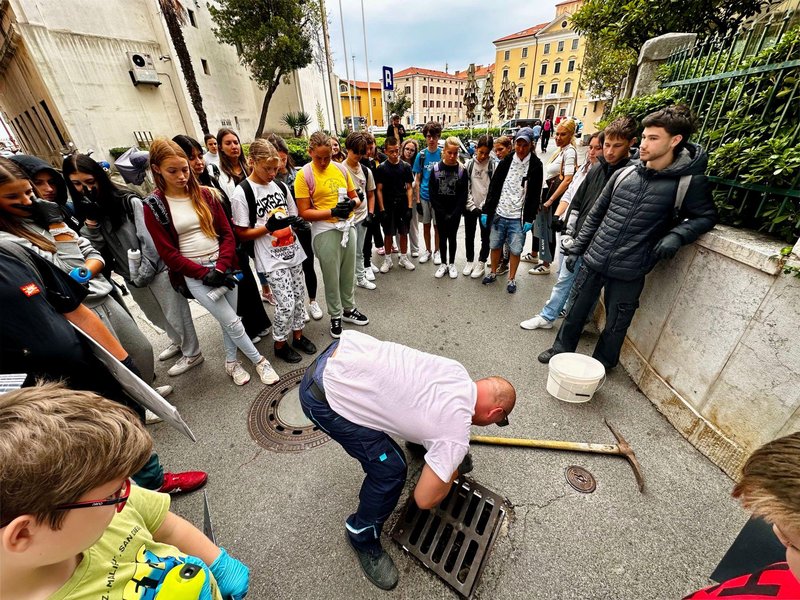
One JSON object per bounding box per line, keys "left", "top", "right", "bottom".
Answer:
{"left": 209, "top": 548, "right": 250, "bottom": 600}
{"left": 522, "top": 222, "right": 533, "bottom": 234}
{"left": 178, "top": 555, "right": 214, "bottom": 600}
{"left": 69, "top": 266, "right": 92, "bottom": 283}
{"left": 480, "top": 214, "right": 488, "bottom": 228}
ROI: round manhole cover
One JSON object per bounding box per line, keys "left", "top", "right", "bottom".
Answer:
{"left": 565, "top": 466, "right": 596, "bottom": 493}
{"left": 247, "top": 368, "right": 330, "bottom": 452}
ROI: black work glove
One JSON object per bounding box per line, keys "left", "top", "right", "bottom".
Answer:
{"left": 565, "top": 254, "right": 580, "bottom": 273}
{"left": 27, "top": 198, "right": 65, "bottom": 226}
{"left": 471, "top": 207, "right": 482, "bottom": 218}
{"left": 379, "top": 210, "right": 392, "bottom": 229}
{"left": 292, "top": 216, "right": 310, "bottom": 231}
{"left": 330, "top": 199, "right": 355, "bottom": 219}
{"left": 78, "top": 197, "right": 102, "bottom": 222}
{"left": 457, "top": 454, "right": 474, "bottom": 476}
{"left": 404, "top": 207, "right": 413, "bottom": 225}
{"left": 551, "top": 218, "right": 564, "bottom": 233}
{"left": 416, "top": 203, "right": 424, "bottom": 216}
{"left": 203, "top": 268, "right": 226, "bottom": 288}
{"left": 364, "top": 212, "right": 374, "bottom": 226}
{"left": 653, "top": 232, "right": 683, "bottom": 260}
{"left": 222, "top": 273, "right": 240, "bottom": 290}
{"left": 266, "top": 213, "right": 299, "bottom": 232}
{"left": 121, "top": 355, "right": 142, "bottom": 379}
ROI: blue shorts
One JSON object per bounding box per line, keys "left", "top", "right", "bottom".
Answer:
{"left": 489, "top": 216, "right": 525, "bottom": 255}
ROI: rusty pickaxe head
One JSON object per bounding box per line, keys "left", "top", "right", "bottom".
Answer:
{"left": 604, "top": 418, "right": 645, "bottom": 493}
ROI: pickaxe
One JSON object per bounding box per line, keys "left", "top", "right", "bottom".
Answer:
{"left": 470, "top": 418, "right": 644, "bottom": 493}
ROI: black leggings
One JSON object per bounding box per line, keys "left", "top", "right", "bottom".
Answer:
{"left": 296, "top": 228, "right": 318, "bottom": 299}
{"left": 463, "top": 211, "right": 490, "bottom": 263}
{"left": 434, "top": 211, "right": 460, "bottom": 265}
{"left": 362, "top": 220, "right": 384, "bottom": 268}
{"left": 236, "top": 249, "right": 272, "bottom": 337}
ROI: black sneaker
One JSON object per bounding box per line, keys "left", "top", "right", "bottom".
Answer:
{"left": 342, "top": 308, "right": 369, "bottom": 325}
{"left": 292, "top": 335, "right": 317, "bottom": 355}
{"left": 346, "top": 533, "right": 398, "bottom": 590}
{"left": 330, "top": 318, "right": 343, "bottom": 338}
{"left": 538, "top": 348, "right": 557, "bottom": 364}
{"left": 559, "top": 309, "right": 567, "bottom": 318}
{"left": 275, "top": 343, "right": 302, "bottom": 363}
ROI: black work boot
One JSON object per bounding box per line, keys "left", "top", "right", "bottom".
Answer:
{"left": 346, "top": 533, "right": 399, "bottom": 590}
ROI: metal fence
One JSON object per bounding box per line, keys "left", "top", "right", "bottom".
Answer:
{"left": 659, "top": 3, "right": 800, "bottom": 241}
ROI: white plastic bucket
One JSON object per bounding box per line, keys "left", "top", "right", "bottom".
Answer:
{"left": 547, "top": 353, "right": 606, "bottom": 403}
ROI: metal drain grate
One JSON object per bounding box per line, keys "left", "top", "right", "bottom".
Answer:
{"left": 247, "top": 368, "right": 330, "bottom": 452}
{"left": 391, "top": 477, "right": 507, "bottom": 598}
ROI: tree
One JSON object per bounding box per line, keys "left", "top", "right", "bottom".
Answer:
{"left": 580, "top": 36, "right": 638, "bottom": 101}
{"left": 386, "top": 91, "right": 412, "bottom": 120}
{"left": 571, "top": 0, "right": 776, "bottom": 52}
{"left": 159, "top": 0, "right": 209, "bottom": 134}
{"left": 281, "top": 111, "right": 312, "bottom": 138}
{"left": 210, "top": 0, "right": 322, "bottom": 138}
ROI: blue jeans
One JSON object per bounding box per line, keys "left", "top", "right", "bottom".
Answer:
{"left": 489, "top": 216, "right": 525, "bottom": 255}
{"left": 299, "top": 343, "right": 408, "bottom": 554}
{"left": 540, "top": 256, "right": 582, "bottom": 322}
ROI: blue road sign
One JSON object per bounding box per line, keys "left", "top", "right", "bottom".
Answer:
{"left": 382, "top": 66, "right": 394, "bottom": 91}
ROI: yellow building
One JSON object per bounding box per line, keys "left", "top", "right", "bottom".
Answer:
{"left": 339, "top": 79, "right": 384, "bottom": 129}
{"left": 492, "top": 0, "right": 605, "bottom": 133}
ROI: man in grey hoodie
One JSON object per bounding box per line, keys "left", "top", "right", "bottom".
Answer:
{"left": 539, "top": 105, "right": 718, "bottom": 369}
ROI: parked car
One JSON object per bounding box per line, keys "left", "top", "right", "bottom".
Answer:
{"left": 500, "top": 118, "right": 541, "bottom": 137}
{"left": 437, "top": 138, "right": 471, "bottom": 164}
{"left": 369, "top": 125, "right": 388, "bottom": 136}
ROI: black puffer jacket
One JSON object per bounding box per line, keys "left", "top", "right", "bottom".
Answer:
{"left": 573, "top": 143, "right": 718, "bottom": 281}
{"left": 10, "top": 154, "right": 79, "bottom": 231}
{"left": 564, "top": 155, "right": 632, "bottom": 237}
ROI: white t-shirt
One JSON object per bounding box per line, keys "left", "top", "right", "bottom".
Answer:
{"left": 230, "top": 179, "right": 306, "bottom": 274}
{"left": 544, "top": 145, "right": 578, "bottom": 186}
{"left": 345, "top": 162, "right": 375, "bottom": 223}
{"left": 165, "top": 195, "right": 219, "bottom": 259}
{"left": 323, "top": 331, "right": 476, "bottom": 483}
{"left": 204, "top": 150, "right": 220, "bottom": 167}
{"left": 496, "top": 153, "right": 530, "bottom": 219}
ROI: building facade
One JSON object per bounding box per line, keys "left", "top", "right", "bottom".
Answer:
{"left": 394, "top": 67, "right": 466, "bottom": 127}
{"left": 492, "top": 0, "right": 605, "bottom": 132}
{"left": 338, "top": 79, "right": 384, "bottom": 129}
{"left": 0, "top": 0, "right": 339, "bottom": 164}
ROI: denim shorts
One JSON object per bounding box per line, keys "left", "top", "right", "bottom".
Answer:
{"left": 489, "top": 216, "right": 525, "bottom": 255}
{"left": 420, "top": 199, "right": 437, "bottom": 225}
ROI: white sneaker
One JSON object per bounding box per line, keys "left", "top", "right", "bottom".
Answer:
{"left": 357, "top": 277, "right": 377, "bottom": 290}
{"left": 528, "top": 264, "right": 551, "bottom": 275}
{"left": 380, "top": 257, "right": 393, "bottom": 273}
{"left": 255, "top": 358, "right": 280, "bottom": 385}
{"left": 419, "top": 251, "right": 432, "bottom": 264}
{"left": 145, "top": 409, "right": 163, "bottom": 425}
{"left": 411, "top": 250, "right": 420, "bottom": 258}
{"left": 364, "top": 268, "right": 376, "bottom": 281}
{"left": 308, "top": 301, "right": 324, "bottom": 320}
{"left": 462, "top": 262, "right": 473, "bottom": 276}
{"left": 303, "top": 306, "right": 311, "bottom": 322}
{"left": 155, "top": 385, "right": 173, "bottom": 398}
{"left": 225, "top": 360, "right": 250, "bottom": 385}
{"left": 434, "top": 264, "right": 448, "bottom": 278}
{"left": 158, "top": 343, "right": 181, "bottom": 361}
{"left": 168, "top": 353, "right": 204, "bottom": 377}
{"left": 398, "top": 255, "right": 416, "bottom": 271}
{"left": 471, "top": 261, "right": 486, "bottom": 279}
{"left": 520, "top": 315, "right": 554, "bottom": 330}
{"left": 370, "top": 264, "right": 380, "bottom": 273}
{"left": 392, "top": 245, "right": 399, "bottom": 254}
{"left": 433, "top": 251, "right": 442, "bottom": 265}
{"left": 448, "top": 264, "right": 458, "bottom": 279}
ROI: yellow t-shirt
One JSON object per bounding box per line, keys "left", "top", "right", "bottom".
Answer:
{"left": 294, "top": 163, "right": 356, "bottom": 236}
{"left": 49, "top": 485, "right": 222, "bottom": 600}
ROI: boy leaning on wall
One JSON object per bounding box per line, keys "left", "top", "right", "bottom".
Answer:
{"left": 0, "top": 383, "right": 249, "bottom": 600}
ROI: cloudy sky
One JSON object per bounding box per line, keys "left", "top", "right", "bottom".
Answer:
{"left": 326, "top": 0, "right": 555, "bottom": 83}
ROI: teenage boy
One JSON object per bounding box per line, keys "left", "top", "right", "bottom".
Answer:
{"left": 480, "top": 128, "right": 543, "bottom": 294}
{"left": 429, "top": 137, "right": 469, "bottom": 279}
{"left": 685, "top": 432, "right": 800, "bottom": 598}
{"left": 343, "top": 132, "right": 379, "bottom": 290}
{"left": 386, "top": 114, "right": 406, "bottom": 143}
{"left": 203, "top": 133, "right": 219, "bottom": 167}
{"left": 0, "top": 383, "right": 249, "bottom": 600}
{"left": 359, "top": 133, "right": 386, "bottom": 265}
{"left": 375, "top": 136, "right": 415, "bottom": 273}
{"left": 413, "top": 121, "right": 443, "bottom": 265}
{"left": 521, "top": 119, "right": 636, "bottom": 331}
{"left": 539, "top": 105, "right": 718, "bottom": 369}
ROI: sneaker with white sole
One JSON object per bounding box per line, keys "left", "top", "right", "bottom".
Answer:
{"left": 168, "top": 353, "right": 204, "bottom": 377}
{"left": 528, "top": 264, "right": 551, "bottom": 275}
{"left": 145, "top": 409, "right": 163, "bottom": 425}
{"left": 342, "top": 308, "right": 369, "bottom": 325}
{"left": 369, "top": 264, "right": 380, "bottom": 273}
{"left": 433, "top": 251, "right": 442, "bottom": 265}
{"left": 303, "top": 307, "right": 311, "bottom": 322}
{"left": 330, "top": 317, "right": 343, "bottom": 338}
{"left": 377, "top": 247, "right": 385, "bottom": 256}
{"left": 482, "top": 273, "right": 497, "bottom": 285}
{"left": 158, "top": 343, "right": 181, "bottom": 361}
{"left": 308, "top": 301, "right": 324, "bottom": 320}
{"left": 419, "top": 250, "right": 432, "bottom": 264}
{"left": 520, "top": 315, "right": 553, "bottom": 330}
{"left": 462, "top": 262, "right": 474, "bottom": 276}
{"left": 225, "top": 360, "right": 250, "bottom": 385}
{"left": 380, "top": 257, "right": 393, "bottom": 273}
{"left": 434, "top": 264, "right": 448, "bottom": 278}
{"left": 448, "top": 264, "right": 458, "bottom": 279}
{"left": 357, "top": 277, "right": 377, "bottom": 290}
{"left": 398, "top": 255, "right": 416, "bottom": 271}
{"left": 392, "top": 245, "right": 399, "bottom": 254}
{"left": 255, "top": 357, "right": 280, "bottom": 385}
{"left": 364, "top": 268, "right": 375, "bottom": 281}
{"left": 471, "top": 261, "right": 486, "bottom": 279}
{"left": 520, "top": 253, "right": 541, "bottom": 263}
{"left": 155, "top": 385, "right": 173, "bottom": 398}
{"left": 411, "top": 250, "right": 420, "bottom": 258}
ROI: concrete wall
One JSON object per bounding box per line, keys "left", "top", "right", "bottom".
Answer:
{"left": 599, "top": 226, "right": 800, "bottom": 478}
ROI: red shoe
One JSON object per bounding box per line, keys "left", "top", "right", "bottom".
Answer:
{"left": 158, "top": 471, "right": 208, "bottom": 495}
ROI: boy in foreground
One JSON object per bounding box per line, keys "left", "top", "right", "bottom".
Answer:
{"left": 0, "top": 383, "right": 249, "bottom": 600}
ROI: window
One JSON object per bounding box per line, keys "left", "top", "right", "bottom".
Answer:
{"left": 423, "top": 85, "right": 427, "bottom": 93}
{"left": 448, "top": 101, "right": 452, "bottom": 108}
{"left": 519, "top": 66, "right": 526, "bottom": 79}
{"left": 405, "top": 86, "right": 411, "bottom": 94}
{"left": 564, "top": 81, "right": 572, "bottom": 94}
{"left": 534, "top": 109, "right": 541, "bottom": 118}
{"left": 583, "top": 106, "right": 588, "bottom": 117}
{"left": 423, "top": 100, "right": 427, "bottom": 107}
{"left": 550, "top": 83, "right": 558, "bottom": 94}
{"left": 540, "top": 63, "right": 547, "bottom": 75}
{"left": 340, "top": 83, "right": 348, "bottom": 93}
{"left": 187, "top": 9, "right": 197, "bottom": 27}
{"left": 372, "top": 97, "right": 377, "bottom": 106}
{"left": 522, "top": 47, "right": 528, "bottom": 58}
{"left": 459, "top": 101, "right": 462, "bottom": 108}
{"left": 503, "top": 68, "right": 509, "bottom": 79}
{"left": 517, "top": 87, "right": 524, "bottom": 98}
{"left": 543, "top": 43, "right": 550, "bottom": 54}
{"left": 561, "top": 20, "right": 568, "bottom": 28}
{"left": 568, "top": 59, "right": 576, "bottom": 72}
{"left": 537, "top": 83, "right": 545, "bottom": 95}
{"left": 554, "top": 61, "right": 561, "bottom": 74}
{"left": 558, "top": 41, "right": 564, "bottom": 52}
{"left": 504, "top": 50, "right": 510, "bottom": 61}
{"left": 449, "top": 115, "right": 452, "bottom": 122}
{"left": 572, "top": 38, "right": 579, "bottom": 50}
{"left": 436, "top": 87, "right": 441, "bottom": 94}
{"left": 201, "top": 59, "right": 210, "bottom": 75}
{"left": 559, "top": 108, "right": 567, "bottom": 116}
{"left": 436, "top": 100, "right": 440, "bottom": 108}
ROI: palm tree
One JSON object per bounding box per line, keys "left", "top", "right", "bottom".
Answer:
{"left": 159, "top": 0, "right": 209, "bottom": 134}
{"left": 281, "top": 111, "right": 313, "bottom": 138}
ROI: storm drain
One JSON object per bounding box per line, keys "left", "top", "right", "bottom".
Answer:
{"left": 247, "top": 368, "right": 330, "bottom": 452}
{"left": 391, "top": 477, "right": 507, "bottom": 598}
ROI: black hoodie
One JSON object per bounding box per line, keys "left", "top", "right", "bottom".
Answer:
{"left": 10, "top": 155, "right": 80, "bottom": 231}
